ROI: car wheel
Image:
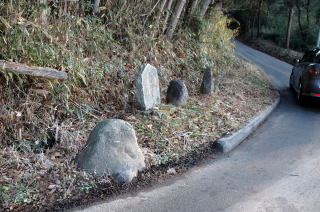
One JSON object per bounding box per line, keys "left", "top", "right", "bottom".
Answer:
{"left": 297, "top": 81, "right": 305, "bottom": 105}
{"left": 289, "top": 73, "right": 294, "bottom": 90}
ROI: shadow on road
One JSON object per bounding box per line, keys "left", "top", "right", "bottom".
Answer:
{"left": 283, "top": 87, "right": 320, "bottom": 112}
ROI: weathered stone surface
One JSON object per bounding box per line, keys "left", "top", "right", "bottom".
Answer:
{"left": 166, "top": 79, "right": 188, "bottom": 106}
{"left": 76, "top": 119, "right": 145, "bottom": 183}
{"left": 135, "top": 64, "right": 161, "bottom": 110}
{"left": 200, "top": 67, "right": 215, "bottom": 94}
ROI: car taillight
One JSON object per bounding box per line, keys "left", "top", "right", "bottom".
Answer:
{"left": 309, "top": 67, "right": 320, "bottom": 75}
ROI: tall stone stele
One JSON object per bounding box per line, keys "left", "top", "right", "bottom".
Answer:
{"left": 75, "top": 119, "right": 145, "bottom": 183}
{"left": 135, "top": 64, "right": 161, "bottom": 110}
{"left": 200, "top": 67, "right": 215, "bottom": 94}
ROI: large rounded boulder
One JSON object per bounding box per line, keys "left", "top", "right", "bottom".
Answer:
{"left": 76, "top": 119, "right": 145, "bottom": 183}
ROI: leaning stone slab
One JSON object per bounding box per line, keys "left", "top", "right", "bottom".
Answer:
{"left": 75, "top": 119, "right": 145, "bottom": 183}
{"left": 135, "top": 64, "right": 161, "bottom": 110}
{"left": 166, "top": 79, "right": 188, "bottom": 106}
{"left": 200, "top": 67, "right": 215, "bottom": 94}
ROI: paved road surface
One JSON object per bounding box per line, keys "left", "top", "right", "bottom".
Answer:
{"left": 74, "top": 42, "right": 320, "bottom": 212}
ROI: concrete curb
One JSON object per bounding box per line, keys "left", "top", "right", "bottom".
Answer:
{"left": 216, "top": 97, "right": 280, "bottom": 153}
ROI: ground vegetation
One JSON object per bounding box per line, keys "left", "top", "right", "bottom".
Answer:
{"left": 0, "top": 1, "right": 277, "bottom": 210}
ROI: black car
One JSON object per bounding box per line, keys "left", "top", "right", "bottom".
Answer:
{"left": 289, "top": 48, "right": 320, "bottom": 104}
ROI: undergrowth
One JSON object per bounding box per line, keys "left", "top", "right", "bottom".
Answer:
{"left": 0, "top": 2, "right": 277, "bottom": 211}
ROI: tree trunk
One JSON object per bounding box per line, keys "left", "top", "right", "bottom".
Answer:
{"left": 247, "top": 18, "right": 251, "bottom": 38}
{"left": 0, "top": 60, "right": 68, "bottom": 80}
{"left": 251, "top": 15, "right": 256, "bottom": 39}
{"left": 159, "top": 0, "right": 168, "bottom": 13}
{"left": 199, "top": 0, "right": 212, "bottom": 18}
{"left": 296, "top": 3, "right": 304, "bottom": 36}
{"left": 184, "top": 0, "right": 199, "bottom": 25}
{"left": 317, "top": 29, "right": 320, "bottom": 47}
{"left": 157, "top": 0, "right": 168, "bottom": 22}
{"left": 39, "top": 0, "right": 48, "bottom": 25}
{"left": 93, "top": 0, "right": 101, "bottom": 14}
{"left": 165, "top": 0, "right": 187, "bottom": 38}
{"left": 306, "top": 0, "right": 310, "bottom": 27}
{"left": 256, "top": 0, "right": 263, "bottom": 38}
{"left": 163, "top": 0, "right": 174, "bottom": 33}
{"left": 286, "top": 8, "right": 294, "bottom": 49}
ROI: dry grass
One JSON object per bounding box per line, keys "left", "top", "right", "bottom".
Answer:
{"left": 134, "top": 61, "right": 278, "bottom": 166}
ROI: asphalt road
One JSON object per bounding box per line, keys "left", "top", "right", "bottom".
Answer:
{"left": 74, "top": 42, "right": 320, "bottom": 212}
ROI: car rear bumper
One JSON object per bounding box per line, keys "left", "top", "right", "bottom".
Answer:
{"left": 303, "top": 93, "right": 320, "bottom": 98}
{"left": 302, "top": 79, "right": 320, "bottom": 97}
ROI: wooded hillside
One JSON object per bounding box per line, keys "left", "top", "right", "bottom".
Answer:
{"left": 227, "top": 0, "right": 320, "bottom": 50}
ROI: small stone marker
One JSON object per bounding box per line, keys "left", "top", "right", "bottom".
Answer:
{"left": 200, "top": 67, "right": 214, "bottom": 94}
{"left": 135, "top": 64, "right": 161, "bottom": 110}
{"left": 166, "top": 79, "right": 188, "bottom": 106}
{"left": 75, "top": 119, "right": 145, "bottom": 183}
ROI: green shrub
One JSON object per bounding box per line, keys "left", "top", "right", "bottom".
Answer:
{"left": 198, "top": 10, "right": 239, "bottom": 74}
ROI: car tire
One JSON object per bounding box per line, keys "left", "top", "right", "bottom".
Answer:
{"left": 289, "top": 73, "right": 294, "bottom": 90}
{"left": 297, "top": 81, "right": 305, "bottom": 105}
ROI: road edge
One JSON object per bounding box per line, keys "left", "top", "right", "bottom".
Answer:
{"left": 216, "top": 96, "right": 281, "bottom": 153}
